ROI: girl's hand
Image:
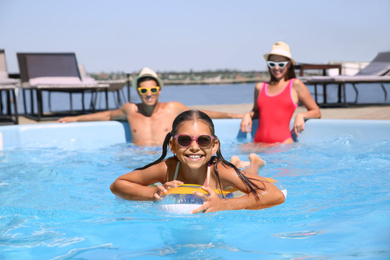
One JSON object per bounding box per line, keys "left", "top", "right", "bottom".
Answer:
{"left": 293, "top": 113, "right": 305, "bottom": 137}
{"left": 240, "top": 113, "right": 253, "bottom": 133}
{"left": 191, "top": 186, "right": 225, "bottom": 214}
{"left": 154, "top": 180, "right": 184, "bottom": 200}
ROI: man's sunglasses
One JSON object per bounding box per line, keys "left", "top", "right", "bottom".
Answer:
{"left": 138, "top": 86, "right": 160, "bottom": 95}
{"left": 173, "top": 134, "right": 215, "bottom": 148}
{"left": 267, "top": 61, "right": 289, "bottom": 69}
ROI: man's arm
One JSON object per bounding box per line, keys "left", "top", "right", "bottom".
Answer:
{"left": 57, "top": 105, "right": 127, "bottom": 123}
{"left": 169, "top": 101, "right": 242, "bottom": 119}
{"left": 199, "top": 109, "right": 243, "bottom": 119}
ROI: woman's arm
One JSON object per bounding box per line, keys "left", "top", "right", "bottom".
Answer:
{"left": 240, "top": 82, "right": 262, "bottom": 132}
{"left": 292, "top": 79, "right": 321, "bottom": 135}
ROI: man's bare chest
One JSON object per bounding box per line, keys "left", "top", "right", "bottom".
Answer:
{"left": 127, "top": 114, "right": 173, "bottom": 134}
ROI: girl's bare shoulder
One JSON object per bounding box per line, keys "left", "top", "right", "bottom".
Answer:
{"left": 214, "top": 161, "right": 239, "bottom": 177}
{"left": 165, "top": 157, "right": 177, "bottom": 167}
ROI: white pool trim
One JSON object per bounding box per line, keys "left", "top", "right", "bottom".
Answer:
{"left": 0, "top": 119, "right": 389, "bottom": 150}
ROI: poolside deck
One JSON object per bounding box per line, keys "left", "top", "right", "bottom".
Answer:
{"left": 15, "top": 104, "right": 390, "bottom": 125}
{"left": 190, "top": 104, "right": 390, "bottom": 120}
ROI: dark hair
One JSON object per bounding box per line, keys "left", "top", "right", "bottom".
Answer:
{"left": 135, "top": 110, "right": 264, "bottom": 198}
{"left": 137, "top": 77, "right": 159, "bottom": 88}
{"left": 268, "top": 57, "right": 297, "bottom": 83}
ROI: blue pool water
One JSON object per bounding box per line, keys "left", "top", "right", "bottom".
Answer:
{"left": 1, "top": 120, "right": 390, "bottom": 259}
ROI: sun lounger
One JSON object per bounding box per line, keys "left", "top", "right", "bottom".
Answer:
{"left": 301, "top": 75, "right": 390, "bottom": 104}
{"left": 0, "top": 50, "right": 19, "bottom": 124}
{"left": 300, "top": 52, "right": 390, "bottom": 106}
{"left": 78, "top": 64, "right": 127, "bottom": 109}
{"left": 355, "top": 51, "right": 390, "bottom": 76}
{"left": 95, "top": 79, "right": 127, "bottom": 109}
{"left": 17, "top": 53, "right": 109, "bottom": 121}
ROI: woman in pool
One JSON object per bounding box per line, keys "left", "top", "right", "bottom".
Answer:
{"left": 240, "top": 41, "right": 321, "bottom": 144}
{"left": 110, "top": 110, "right": 285, "bottom": 214}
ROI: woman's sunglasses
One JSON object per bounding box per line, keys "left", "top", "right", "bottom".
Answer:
{"left": 138, "top": 86, "right": 160, "bottom": 95}
{"left": 267, "top": 61, "right": 289, "bottom": 69}
{"left": 173, "top": 134, "right": 215, "bottom": 148}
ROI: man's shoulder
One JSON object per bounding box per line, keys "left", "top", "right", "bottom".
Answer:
{"left": 121, "top": 102, "right": 139, "bottom": 113}
{"left": 122, "top": 101, "right": 137, "bottom": 107}
{"left": 160, "top": 101, "right": 186, "bottom": 109}
{"left": 167, "top": 100, "right": 185, "bottom": 105}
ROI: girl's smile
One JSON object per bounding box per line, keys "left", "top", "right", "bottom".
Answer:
{"left": 186, "top": 154, "right": 204, "bottom": 160}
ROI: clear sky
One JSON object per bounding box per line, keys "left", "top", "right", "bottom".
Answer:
{"left": 1, "top": 0, "right": 389, "bottom": 74}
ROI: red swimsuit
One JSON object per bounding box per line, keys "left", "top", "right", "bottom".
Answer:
{"left": 254, "top": 79, "right": 298, "bottom": 143}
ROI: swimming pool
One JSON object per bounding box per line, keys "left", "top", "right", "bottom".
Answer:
{"left": 1, "top": 119, "right": 389, "bottom": 259}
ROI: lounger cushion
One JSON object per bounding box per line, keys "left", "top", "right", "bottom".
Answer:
{"left": 0, "top": 78, "right": 18, "bottom": 86}
{"left": 29, "top": 77, "right": 97, "bottom": 86}
{"left": 0, "top": 71, "right": 8, "bottom": 79}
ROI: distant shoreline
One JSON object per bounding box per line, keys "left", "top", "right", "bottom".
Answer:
{"left": 92, "top": 70, "right": 270, "bottom": 84}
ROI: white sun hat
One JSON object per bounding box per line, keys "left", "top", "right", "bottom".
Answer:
{"left": 132, "top": 67, "right": 164, "bottom": 89}
{"left": 263, "top": 41, "right": 296, "bottom": 65}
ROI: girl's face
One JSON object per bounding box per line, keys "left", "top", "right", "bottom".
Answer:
{"left": 169, "top": 120, "right": 219, "bottom": 169}
{"left": 268, "top": 54, "right": 291, "bottom": 81}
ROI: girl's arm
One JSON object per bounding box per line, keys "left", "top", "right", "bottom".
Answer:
{"left": 192, "top": 165, "right": 285, "bottom": 213}
{"left": 292, "top": 79, "right": 321, "bottom": 135}
{"left": 110, "top": 161, "right": 169, "bottom": 201}
{"left": 240, "top": 82, "right": 262, "bottom": 132}
{"left": 226, "top": 173, "right": 285, "bottom": 210}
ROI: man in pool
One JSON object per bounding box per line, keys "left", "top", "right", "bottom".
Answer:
{"left": 57, "top": 67, "right": 242, "bottom": 146}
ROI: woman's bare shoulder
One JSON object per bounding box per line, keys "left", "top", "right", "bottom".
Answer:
{"left": 255, "top": 81, "right": 266, "bottom": 90}
{"left": 292, "top": 78, "right": 306, "bottom": 89}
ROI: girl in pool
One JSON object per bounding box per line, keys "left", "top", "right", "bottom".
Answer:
{"left": 240, "top": 41, "right": 321, "bottom": 144}
{"left": 110, "top": 110, "right": 285, "bottom": 214}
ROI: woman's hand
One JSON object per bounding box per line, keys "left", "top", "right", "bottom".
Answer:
{"left": 293, "top": 113, "right": 305, "bottom": 137}
{"left": 191, "top": 186, "right": 227, "bottom": 214}
{"left": 240, "top": 113, "right": 253, "bottom": 133}
{"left": 153, "top": 180, "right": 184, "bottom": 200}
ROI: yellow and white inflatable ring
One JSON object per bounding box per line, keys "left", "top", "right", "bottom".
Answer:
{"left": 155, "top": 178, "right": 287, "bottom": 214}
